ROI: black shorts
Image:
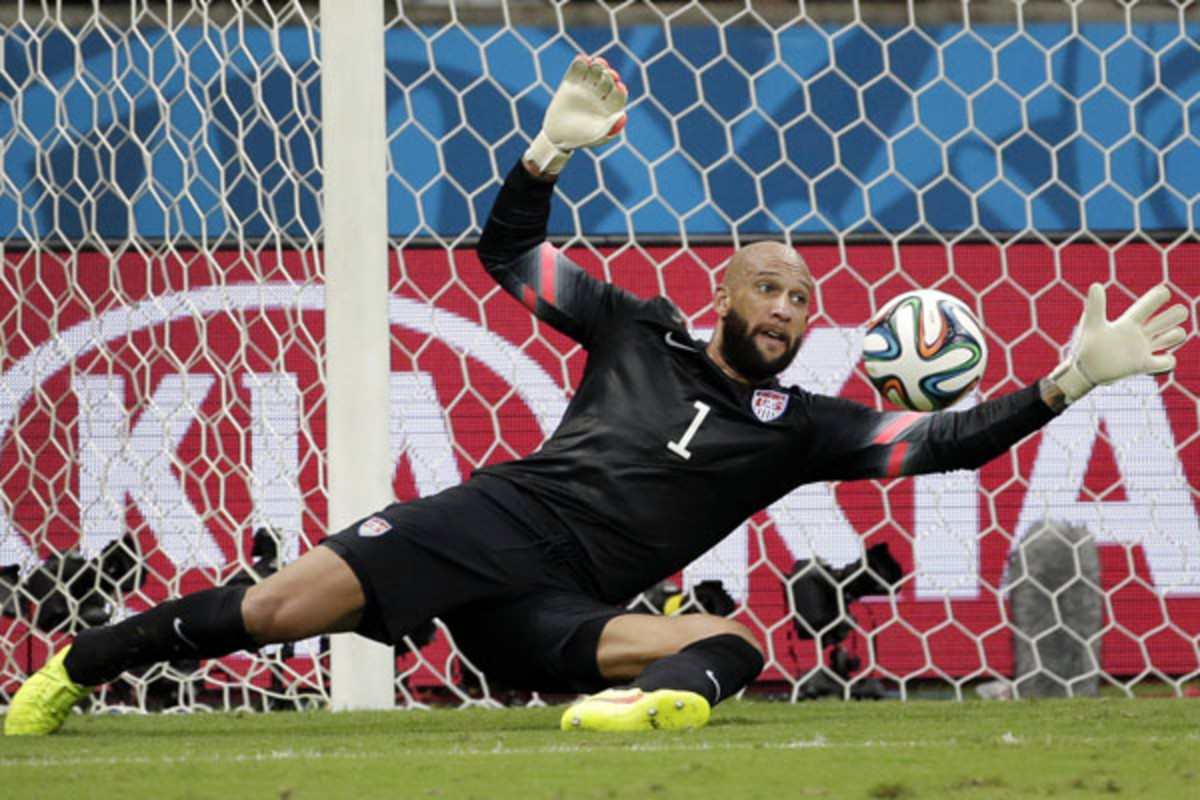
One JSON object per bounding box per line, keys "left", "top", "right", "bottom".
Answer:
{"left": 321, "top": 474, "right": 626, "bottom": 693}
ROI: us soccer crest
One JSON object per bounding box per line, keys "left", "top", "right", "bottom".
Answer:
{"left": 751, "top": 389, "right": 789, "bottom": 422}
{"left": 358, "top": 516, "right": 391, "bottom": 537}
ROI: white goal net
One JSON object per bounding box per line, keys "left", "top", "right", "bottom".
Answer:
{"left": 1, "top": 0, "right": 1197, "bottom": 713}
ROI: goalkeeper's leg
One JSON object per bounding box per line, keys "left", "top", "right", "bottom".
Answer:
{"left": 5, "top": 546, "right": 366, "bottom": 735}
{"left": 561, "top": 614, "right": 764, "bottom": 731}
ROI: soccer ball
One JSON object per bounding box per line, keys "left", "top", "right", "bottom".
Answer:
{"left": 862, "top": 289, "right": 988, "bottom": 412}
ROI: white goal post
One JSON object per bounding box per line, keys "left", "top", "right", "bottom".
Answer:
{"left": 321, "top": 0, "right": 395, "bottom": 711}
{"left": 1, "top": 1, "right": 1197, "bottom": 715}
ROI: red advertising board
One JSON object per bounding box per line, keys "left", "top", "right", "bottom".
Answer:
{"left": 2, "top": 243, "right": 1198, "bottom": 688}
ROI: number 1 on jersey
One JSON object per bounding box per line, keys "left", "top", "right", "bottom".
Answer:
{"left": 667, "top": 400, "right": 711, "bottom": 460}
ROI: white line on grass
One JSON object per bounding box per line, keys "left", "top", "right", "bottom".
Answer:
{"left": 0, "top": 738, "right": 837, "bottom": 769}
{"left": 4, "top": 731, "right": 1196, "bottom": 770}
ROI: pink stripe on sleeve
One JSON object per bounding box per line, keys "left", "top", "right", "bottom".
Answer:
{"left": 886, "top": 442, "right": 910, "bottom": 477}
{"left": 539, "top": 243, "right": 558, "bottom": 306}
{"left": 873, "top": 411, "right": 923, "bottom": 445}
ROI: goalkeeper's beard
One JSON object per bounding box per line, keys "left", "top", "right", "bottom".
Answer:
{"left": 719, "top": 307, "right": 802, "bottom": 383}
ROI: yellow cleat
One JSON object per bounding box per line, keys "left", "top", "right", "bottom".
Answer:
{"left": 4, "top": 646, "right": 92, "bottom": 736}
{"left": 560, "top": 688, "right": 710, "bottom": 732}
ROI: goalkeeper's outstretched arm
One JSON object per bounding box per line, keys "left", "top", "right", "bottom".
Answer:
{"left": 477, "top": 54, "right": 627, "bottom": 267}
{"left": 476, "top": 55, "right": 630, "bottom": 345}
{"left": 807, "top": 283, "right": 1189, "bottom": 481}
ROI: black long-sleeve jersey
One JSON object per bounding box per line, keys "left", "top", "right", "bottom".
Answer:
{"left": 474, "top": 162, "right": 1059, "bottom": 604}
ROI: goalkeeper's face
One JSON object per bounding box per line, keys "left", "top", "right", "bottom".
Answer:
{"left": 710, "top": 243, "right": 813, "bottom": 384}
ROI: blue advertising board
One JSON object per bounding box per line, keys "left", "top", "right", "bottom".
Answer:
{"left": 1, "top": 22, "right": 1196, "bottom": 239}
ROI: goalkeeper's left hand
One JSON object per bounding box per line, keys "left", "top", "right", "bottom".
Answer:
{"left": 1049, "top": 283, "right": 1189, "bottom": 405}
{"left": 524, "top": 55, "right": 628, "bottom": 177}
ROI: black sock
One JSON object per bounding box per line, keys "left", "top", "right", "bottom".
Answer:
{"left": 64, "top": 584, "right": 257, "bottom": 686}
{"left": 632, "top": 633, "right": 764, "bottom": 706}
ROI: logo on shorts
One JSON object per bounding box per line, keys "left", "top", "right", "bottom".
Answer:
{"left": 751, "top": 389, "right": 789, "bottom": 422}
{"left": 357, "top": 516, "right": 391, "bottom": 538}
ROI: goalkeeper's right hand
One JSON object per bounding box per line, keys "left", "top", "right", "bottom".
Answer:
{"left": 524, "top": 55, "right": 628, "bottom": 177}
{"left": 1049, "top": 283, "right": 1189, "bottom": 405}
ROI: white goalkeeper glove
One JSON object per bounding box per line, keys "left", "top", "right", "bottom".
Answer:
{"left": 525, "top": 55, "right": 628, "bottom": 176}
{"left": 1049, "top": 283, "right": 1189, "bottom": 405}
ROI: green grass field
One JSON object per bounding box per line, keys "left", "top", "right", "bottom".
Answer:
{"left": 3, "top": 697, "right": 1197, "bottom": 799}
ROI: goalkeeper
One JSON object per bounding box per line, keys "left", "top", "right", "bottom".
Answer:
{"left": 6, "top": 56, "right": 1189, "bottom": 736}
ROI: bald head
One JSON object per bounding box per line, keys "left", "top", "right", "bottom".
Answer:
{"left": 722, "top": 241, "right": 813, "bottom": 293}
{"left": 707, "top": 241, "right": 815, "bottom": 385}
